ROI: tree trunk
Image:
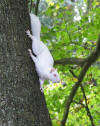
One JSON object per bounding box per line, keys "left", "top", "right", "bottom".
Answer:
{"left": 0, "top": 0, "right": 52, "bottom": 126}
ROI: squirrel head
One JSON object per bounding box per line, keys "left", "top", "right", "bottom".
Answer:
{"left": 48, "top": 67, "right": 60, "bottom": 83}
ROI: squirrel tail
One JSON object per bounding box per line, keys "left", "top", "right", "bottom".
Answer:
{"left": 30, "top": 13, "right": 41, "bottom": 40}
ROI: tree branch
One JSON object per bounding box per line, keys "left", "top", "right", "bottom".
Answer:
{"left": 55, "top": 58, "right": 86, "bottom": 66}
{"left": 73, "top": 100, "right": 86, "bottom": 108}
{"left": 61, "top": 35, "right": 100, "bottom": 126}
{"left": 35, "top": 0, "right": 40, "bottom": 15}
{"left": 69, "top": 69, "right": 78, "bottom": 78}
{"left": 87, "top": 0, "right": 94, "bottom": 13}
{"left": 70, "top": 70, "right": 95, "bottom": 125}
{"left": 80, "top": 84, "right": 95, "bottom": 126}
{"left": 30, "top": 0, "right": 33, "bottom": 13}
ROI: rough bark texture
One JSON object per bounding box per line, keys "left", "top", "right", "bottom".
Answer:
{"left": 0, "top": 0, "right": 52, "bottom": 126}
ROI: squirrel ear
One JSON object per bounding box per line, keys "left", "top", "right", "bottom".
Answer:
{"left": 50, "top": 68, "right": 55, "bottom": 73}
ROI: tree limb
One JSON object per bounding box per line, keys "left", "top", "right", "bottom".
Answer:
{"left": 70, "top": 69, "right": 95, "bottom": 125}
{"left": 61, "top": 35, "right": 100, "bottom": 126}
{"left": 80, "top": 84, "right": 95, "bottom": 126}
{"left": 55, "top": 58, "right": 86, "bottom": 66}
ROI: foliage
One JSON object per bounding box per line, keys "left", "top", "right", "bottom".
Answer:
{"left": 29, "top": 0, "right": 100, "bottom": 125}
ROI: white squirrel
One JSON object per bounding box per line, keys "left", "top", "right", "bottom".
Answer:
{"left": 26, "top": 13, "right": 60, "bottom": 92}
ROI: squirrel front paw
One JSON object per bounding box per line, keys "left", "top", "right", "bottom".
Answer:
{"left": 40, "top": 87, "right": 44, "bottom": 93}
{"left": 28, "top": 49, "right": 32, "bottom": 56}
{"left": 26, "top": 30, "right": 30, "bottom": 35}
{"left": 26, "top": 30, "right": 34, "bottom": 40}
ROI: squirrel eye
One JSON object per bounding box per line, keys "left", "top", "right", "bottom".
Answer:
{"left": 53, "top": 74, "right": 56, "bottom": 77}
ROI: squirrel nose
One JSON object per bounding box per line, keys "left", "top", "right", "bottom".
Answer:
{"left": 58, "top": 79, "right": 60, "bottom": 83}
{"left": 57, "top": 80, "right": 60, "bottom": 83}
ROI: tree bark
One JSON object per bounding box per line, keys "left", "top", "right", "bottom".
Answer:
{"left": 0, "top": 0, "right": 52, "bottom": 126}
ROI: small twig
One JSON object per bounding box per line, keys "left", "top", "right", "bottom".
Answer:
{"left": 29, "top": 0, "right": 32, "bottom": 13}
{"left": 66, "top": 24, "right": 73, "bottom": 44}
{"left": 69, "top": 69, "right": 95, "bottom": 125}
{"left": 35, "top": 0, "right": 40, "bottom": 15}
{"left": 69, "top": 69, "right": 78, "bottom": 78}
{"left": 86, "top": 0, "right": 94, "bottom": 13}
{"left": 61, "top": 35, "right": 100, "bottom": 126}
{"left": 80, "top": 84, "right": 95, "bottom": 126}
{"left": 73, "top": 100, "right": 86, "bottom": 108}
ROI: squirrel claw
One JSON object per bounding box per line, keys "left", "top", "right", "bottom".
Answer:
{"left": 26, "top": 30, "right": 34, "bottom": 39}
{"left": 28, "top": 49, "right": 32, "bottom": 56}
{"left": 40, "top": 87, "right": 44, "bottom": 93}
{"left": 26, "top": 30, "right": 30, "bottom": 35}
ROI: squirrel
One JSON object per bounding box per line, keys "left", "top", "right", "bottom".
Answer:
{"left": 26, "top": 13, "right": 60, "bottom": 92}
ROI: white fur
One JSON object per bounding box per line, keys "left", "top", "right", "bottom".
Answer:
{"left": 30, "top": 13, "right": 41, "bottom": 40}
{"left": 27, "top": 13, "right": 60, "bottom": 92}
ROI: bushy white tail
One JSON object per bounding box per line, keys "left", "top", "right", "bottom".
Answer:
{"left": 30, "top": 13, "right": 41, "bottom": 40}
